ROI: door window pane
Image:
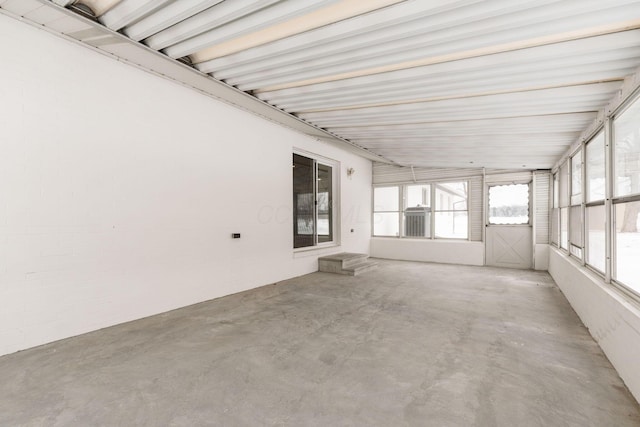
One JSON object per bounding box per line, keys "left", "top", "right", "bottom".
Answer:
{"left": 587, "top": 205, "right": 605, "bottom": 272}
{"left": 614, "top": 201, "right": 640, "bottom": 294}
{"left": 586, "top": 132, "right": 605, "bottom": 202}
{"left": 614, "top": 99, "right": 640, "bottom": 197}
{"left": 488, "top": 184, "right": 529, "bottom": 224}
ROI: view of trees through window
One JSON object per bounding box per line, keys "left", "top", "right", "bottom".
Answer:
{"left": 488, "top": 184, "right": 529, "bottom": 224}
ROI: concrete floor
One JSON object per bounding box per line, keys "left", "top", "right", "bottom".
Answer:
{"left": 1, "top": 260, "right": 639, "bottom": 426}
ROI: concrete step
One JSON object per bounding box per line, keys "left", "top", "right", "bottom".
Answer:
{"left": 343, "top": 260, "right": 378, "bottom": 276}
{"left": 318, "top": 252, "right": 368, "bottom": 269}
{"left": 318, "top": 253, "right": 377, "bottom": 275}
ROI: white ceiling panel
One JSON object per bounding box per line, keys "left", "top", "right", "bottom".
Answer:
{"left": 2, "top": 0, "right": 44, "bottom": 16}
{"left": 217, "top": 4, "right": 640, "bottom": 88}
{"left": 7, "top": 0, "right": 640, "bottom": 169}
{"left": 124, "top": 0, "right": 225, "bottom": 41}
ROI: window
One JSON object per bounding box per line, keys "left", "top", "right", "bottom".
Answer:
{"left": 552, "top": 90, "right": 640, "bottom": 301}
{"left": 585, "top": 131, "right": 605, "bottom": 271}
{"left": 571, "top": 150, "right": 582, "bottom": 205}
{"left": 614, "top": 201, "right": 640, "bottom": 293}
{"left": 488, "top": 184, "right": 529, "bottom": 225}
{"left": 560, "top": 207, "right": 568, "bottom": 250}
{"left": 373, "top": 181, "right": 468, "bottom": 240}
{"left": 551, "top": 172, "right": 559, "bottom": 246}
{"left": 317, "top": 163, "right": 333, "bottom": 244}
{"left": 404, "top": 184, "right": 431, "bottom": 237}
{"left": 559, "top": 161, "right": 569, "bottom": 208}
{"left": 293, "top": 153, "right": 335, "bottom": 248}
{"left": 614, "top": 100, "right": 640, "bottom": 198}
{"left": 569, "top": 150, "right": 583, "bottom": 258}
{"left": 570, "top": 205, "right": 583, "bottom": 258}
{"left": 551, "top": 208, "right": 559, "bottom": 246}
{"left": 559, "top": 161, "right": 570, "bottom": 250}
{"left": 612, "top": 96, "right": 640, "bottom": 295}
{"left": 373, "top": 186, "right": 399, "bottom": 237}
{"left": 553, "top": 172, "right": 559, "bottom": 208}
{"left": 435, "top": 182, "right": 468, "bottom": 239}
{"left": 586, "top": 132, "right": 605, "bottom": 203}
{"left": 586, "top": 205, "right": 605, "bottom": 272}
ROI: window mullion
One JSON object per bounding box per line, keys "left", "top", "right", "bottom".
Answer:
{"left": 581, "top": 142, "right": 586, "bottom": 265}
{"left": 605, "top": 118, "right": 613, "bottom": 283}
{"left": 313, "top": 160, "right": 318, "bottom": 246}
{"left": 430, "top": 184, "right": 435, "bottom": 240}
{"left": 398, "top": 185, "right": 403, "bottom": 239}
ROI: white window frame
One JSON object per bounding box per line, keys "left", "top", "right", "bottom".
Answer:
{"left": 486, "top": 182, "right": 532, "bottom": 226}
{"left": 372, "top": 180, "right": 470, "bottom": 240}
{"left": 293, "top": 149, "right": 339, "bottom": 251}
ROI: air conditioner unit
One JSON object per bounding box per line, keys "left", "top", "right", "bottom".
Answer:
{"left": 405, "top": 206, "right": 431, "bottom": 237}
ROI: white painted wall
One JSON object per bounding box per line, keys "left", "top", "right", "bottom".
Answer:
{"left": 548, "top": 248, "right": 640, "bottom": 402}
{"left": 0, "top": 16, "right": 372, "bottom": 356}
{"left": 534, "top": 244, "right": 549, "bottom": 270}
{"left": 371, "top": 238, "right": 484, "bottom": 266}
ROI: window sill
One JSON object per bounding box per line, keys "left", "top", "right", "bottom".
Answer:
{"left": 372, "top": 236, "right": 470, "bottom": 241}
{"left": 293, "top": 243, "right": 340, "bottom": 258}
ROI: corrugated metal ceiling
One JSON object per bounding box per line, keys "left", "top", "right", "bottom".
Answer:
{"left": 4, "top": 0, "right": 640, "bottom": 169}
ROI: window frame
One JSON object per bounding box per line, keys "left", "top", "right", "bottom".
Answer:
{"left": 550, "top": 87, "right": 640, "bottom": 303}
{"left": 487, "top": 182, "right": 531, "bottom": 226}
{"left": 292, "top": 150, "right": 339, "bottom": 251}
{"left": 568, "top": 148, "right": 584, "bottom": 261}
{"left": 372, "top": 179, "right": 470, "bottom": 241}
{"left": 558, "top": 160, "right": 570, "bottom": 252}
{"left": 372, "top": 186, "right": 401, "bottom": 237}
{"left": 610, "top": 95, "right": 640, "bottom": 296}
{"left": 584, "top": 129, "right": 606, "bottom": 274}
{"left": 551, "top": 172, "right": 559, "bottom": 247}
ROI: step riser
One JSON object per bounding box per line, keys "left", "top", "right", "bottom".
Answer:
{"left": 352, "top": 264, "right": 378, "bottom": 276}
{"left": 318, "top": 259, "right": 346, "bottom": 274}
{"left": 342, "top": 256, "right": 369, "bottom": 269}
{"left": 318, "top": 253, "right": 378, "bottom": 276}
{"left": 318, "top": 252, "right": 377, "bottom": 275}
{"left": 318, "top": 257, "right": 369, "bottom": 271}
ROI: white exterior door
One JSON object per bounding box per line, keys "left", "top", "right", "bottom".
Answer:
{"left": 485, "top": 183, "right": 533, "bottom": 269}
